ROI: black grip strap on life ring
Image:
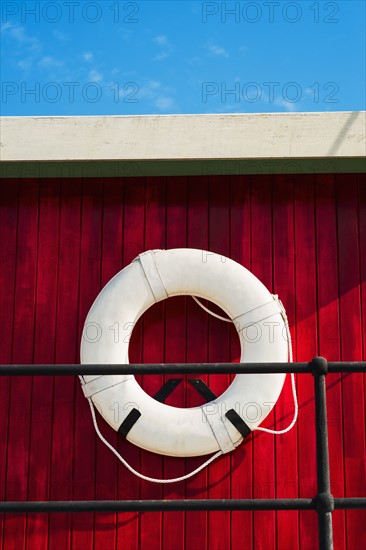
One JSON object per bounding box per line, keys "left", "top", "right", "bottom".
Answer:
{"left": 118, "top": 378, "right": 251, "bottom": 440}
{"left": 118, "top": 379, "right": 183, "bottom": 438}
{"left": 118, "top": 408, "right": 141, "bottom": 438}
{"left": 188, "top": 379, "right": 218, "bottom": 401}
{"left": 189, "top": 379, "right": 251, "bottom": 439}
{"left": 225, "top": 409, "right": 251, "bottom": 438}
{"left": 153, "top": 378, "right": 183, "bottom": 403}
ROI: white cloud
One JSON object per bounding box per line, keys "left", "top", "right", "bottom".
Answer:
{"left": 153, "top": 35, "right": 173, "bottom": 61}
{"left": 1, "top": 22, "right": 41, "bottom": 52}
{"left": 273, "top": 97, "right": 298, "bottom": 111}
{"left": 88, "top": 69, "right": 103, "bottom": 82}
{"left": 148, "top": 80, "right": 161, "bottom": 90}
{"left": 206, "top": 43, "right": 229, "bottom": 58}
{"left": 53, "top": 30, "right": 69, "bottom": 42}
{"left": 2, "top": 22, "right": 44, "bottom": 73}
{"left": 83, "top": 52, "right": 93, "bottom": 62}
{"left": 119, "top": 28, "right": 133, "bottom": 42}
{"left": 17, "top": 59, "right": 33, "bottom": 71}
{"left": 138, "top": 82, "right": 160, "bottom": 101}
{"left": 134, "top": 80, "right": 177, "bottom": 111}
{"left": 1, "top": 21, "right": 42, "bottom": 53}
{"left": 154, "top": 35, "right": 168, "bottom": 46}
{"left": 155, "top": 96, "right": 175, "bottom": 111}
{"left": 38, "top": 56, "right": 64, "bottom": 69}
{"left": 304, "top": 88, "right": 314, "bottom": 96}
{"left": 154, "top": 51, "right": 171, "bottom": 61}
{"left": 2, "top": 21, "right": 70, "bottom": 80}
{"left": 1, "top": 22, "right": 12, "bottom": 32}
{"left": 188, "top": 56, "right": 203, "bottom": 65}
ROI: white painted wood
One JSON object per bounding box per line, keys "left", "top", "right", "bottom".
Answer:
{"left": 1, "top": 112, "right": 365, "bottom": 162}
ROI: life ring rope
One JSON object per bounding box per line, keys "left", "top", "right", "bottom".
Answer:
{"left": 80, "top": 293, "right": 297, "bottom": 483}
{"left": 191, "top": 296, "right": 233, "bottom": 323}
{"left": 81, "top": 378, "right": 223, "bottom": 484}
{"left": 192, "top": 293, "right": 298, "bottom": 435}
{"left": 254, "top": 304, "right": 298, "bottom": 435}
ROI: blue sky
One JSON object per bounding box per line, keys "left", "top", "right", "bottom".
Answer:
{"left": 1, "top": 0, "right": 365, "bottom": 115}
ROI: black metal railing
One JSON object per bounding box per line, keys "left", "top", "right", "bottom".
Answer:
{"left": 1, "top": 358, "right": 365, "bottom": 550}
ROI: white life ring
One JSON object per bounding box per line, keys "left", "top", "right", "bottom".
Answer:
{"left": 80, "top": 249, "right": 288, "bottom": 457}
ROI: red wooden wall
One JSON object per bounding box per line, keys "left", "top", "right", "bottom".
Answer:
{"left": 0, "top": 174, "right": 365, "bottom": 550}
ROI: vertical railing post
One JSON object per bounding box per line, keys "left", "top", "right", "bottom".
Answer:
{"left": 311, "top": 357, "right": 334, "bottom": 550}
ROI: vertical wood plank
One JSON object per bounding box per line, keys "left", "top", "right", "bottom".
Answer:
{"left": 116, "top": 177, "right": 146, "bottom": 550}
{"left": 0, "top": 180, "right": 19, "bottom": 548}
{"left": 3, "top": 180, "right": 39, "bottom": 550}
{"left": 272, "top": 175, "right": 299, "bottom": 550}
{"left": 26, "top": 181, "right": 60, "bottom": 550}
{"left": 250, "top": 176, "right": 276, "bottom": 550}
{"left": 315, "top": 175, "right": 345, "bottom": 549}
{"left": 336, "top": 175, "right": 366, "bottom": 550}
{"left": 93, "top": 179, "right": 124, "bottom": 550}
{"left": 139, "top": 177, "right": 166, "bottom": 550}
{"left": 71, "top": 179, "right": 103, "bottom": 550}
{"left": 229, "top": 175, "right": 253, "bottom": 550}
{"left": 163, "top": 176, "right": 188, "bottom": 550}
{"left": 358, "top": 178, "right": 366, "bottom": 550}
{"left": 185, "top": 176, "right": 209, "bottom": 550}
{"left": 48, "top": 180, "right": 82, "bottom": 550}
{"left": 207, "top": 175, "right": 231, "bottom": 550}
{"left": 358, "top": 176, "right": 366, "bottom": 439}
{"left": 294, "top": 176, "right": 318, "bottom": 550}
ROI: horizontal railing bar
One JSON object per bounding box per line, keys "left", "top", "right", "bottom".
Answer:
{"left": 325, "top": 362, "right": 366, "bottom": 373}
{"left": 0, "top": 497, "right": 365, "bottom": 514}
{"left": 334, "top": 498, "right": 366, "bottom": 509}
{"left": 0, "top": 498, "right": 315, "bottom": 513}
{"left": 0, "top": 363, "right": 309, "bottom": 375}
{"left": 0, "top": 362, "right": 365, "bottom": 376}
